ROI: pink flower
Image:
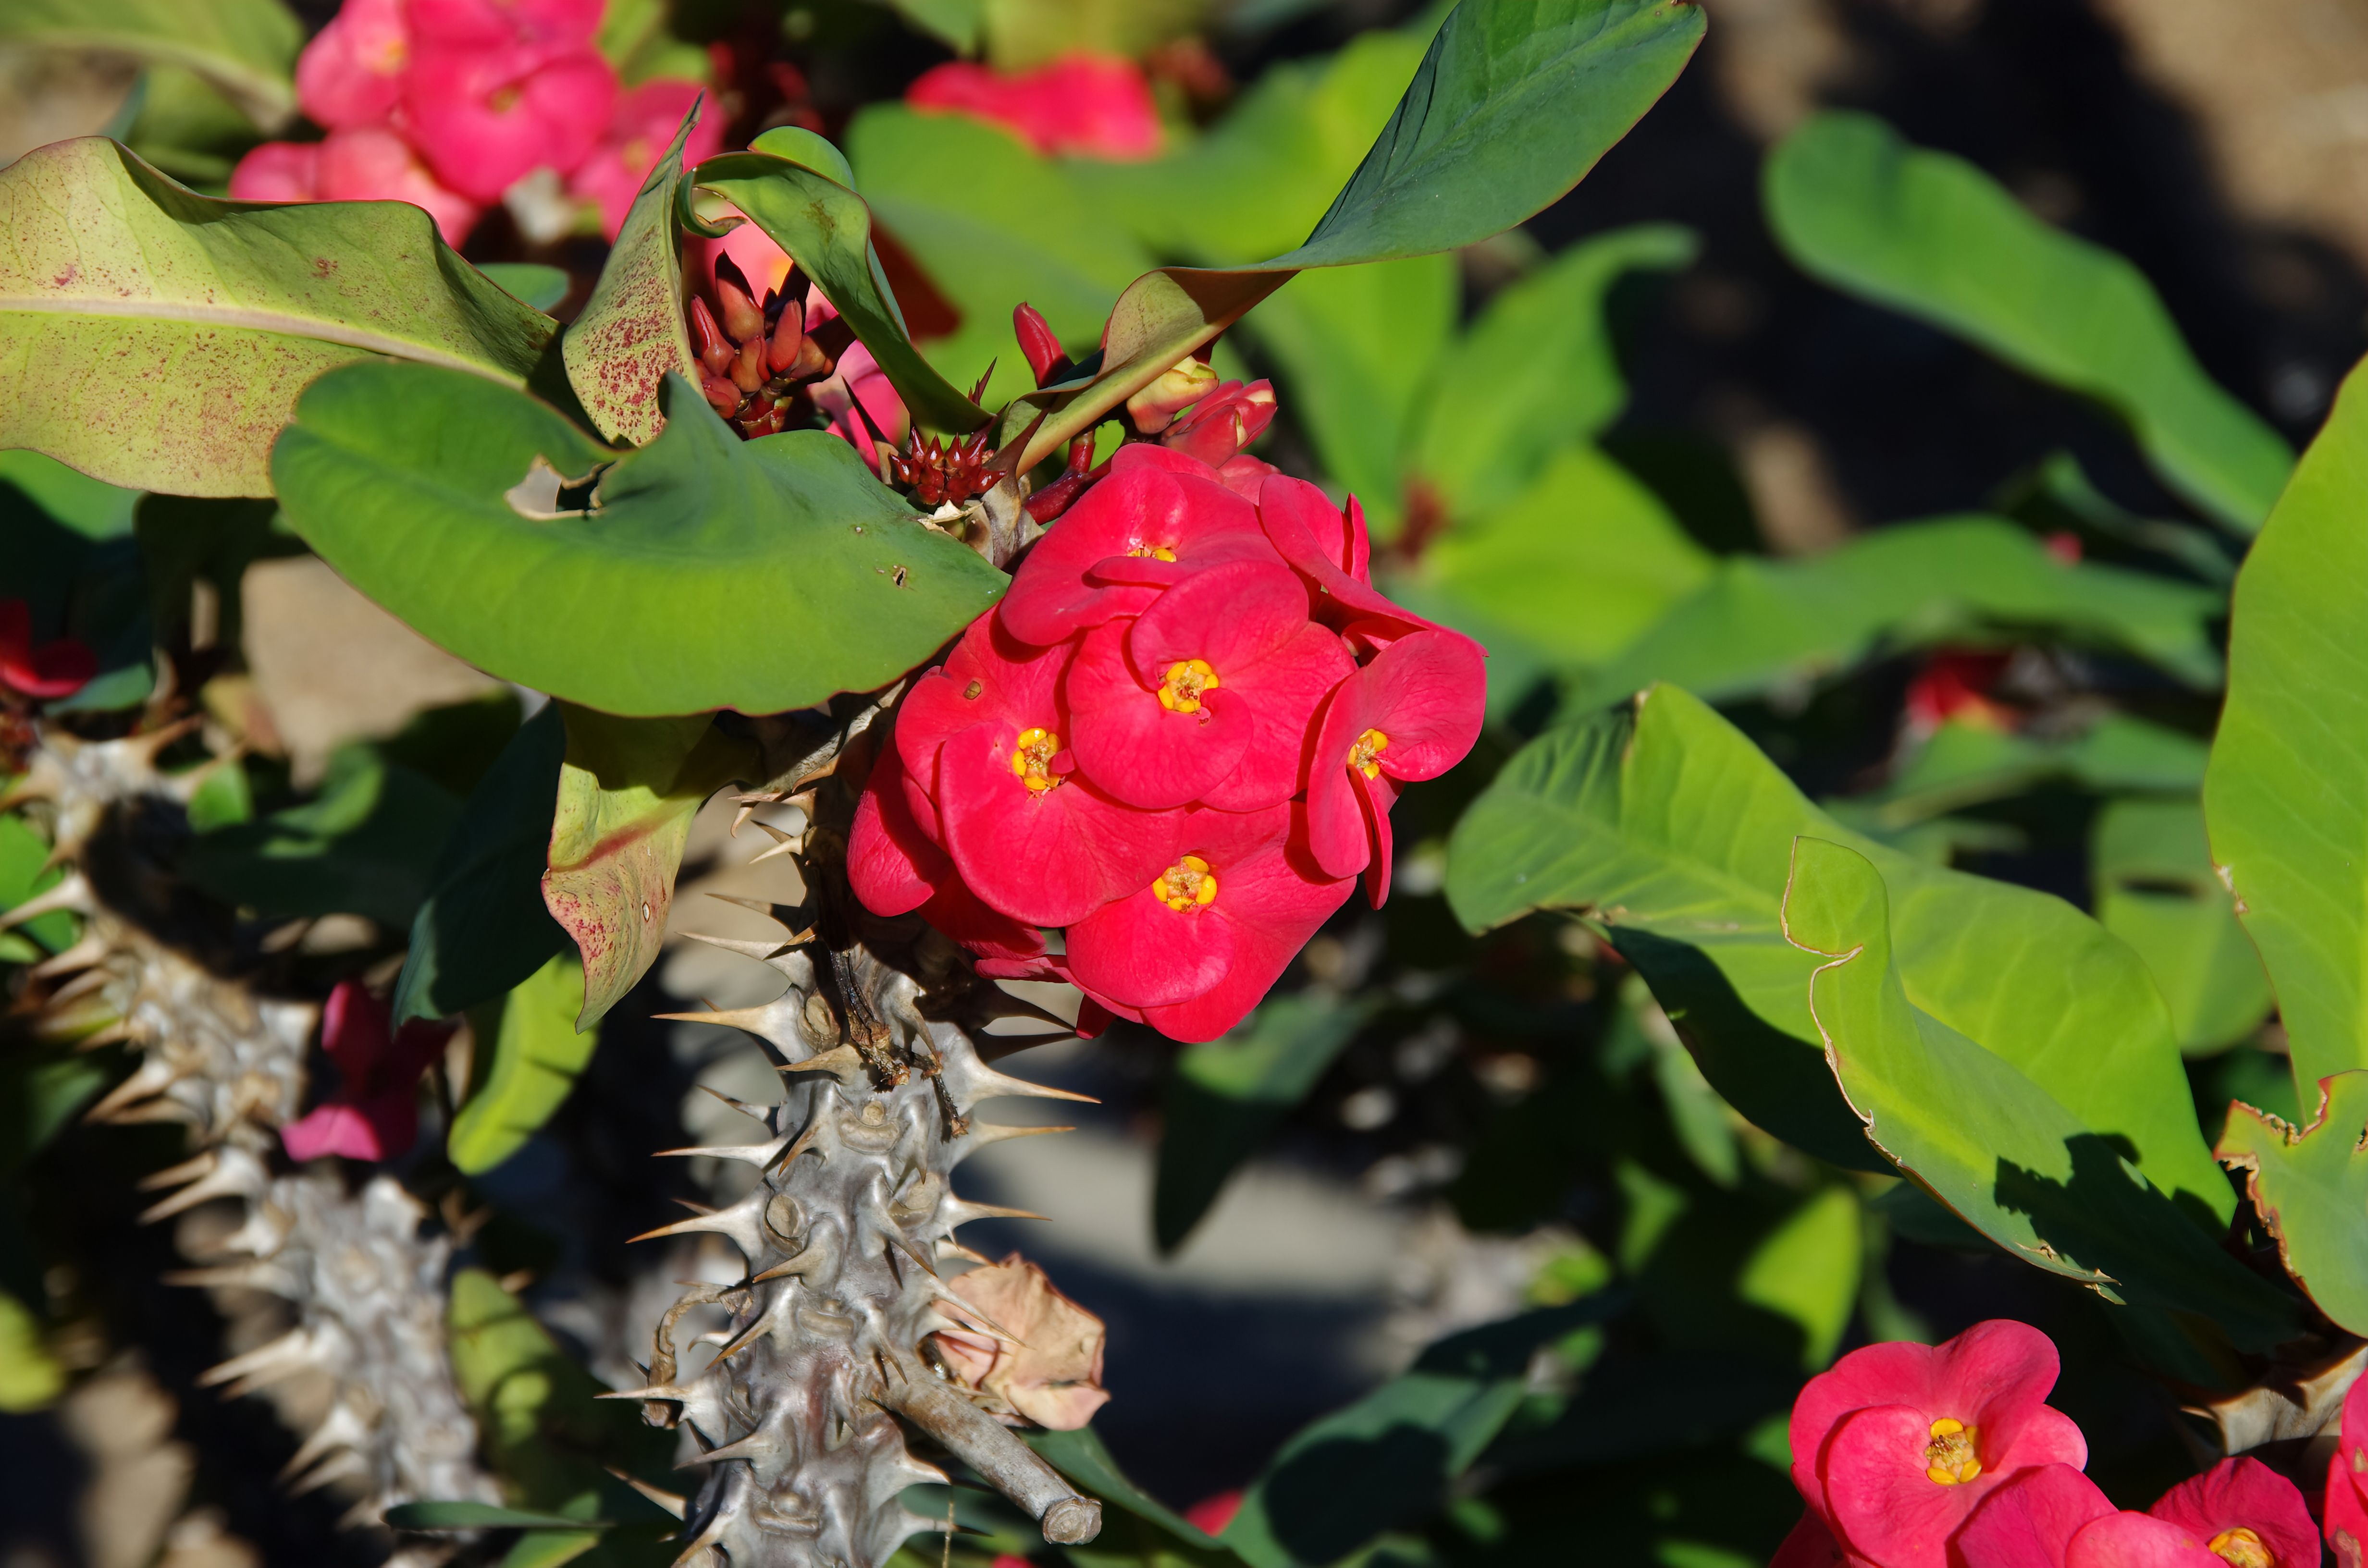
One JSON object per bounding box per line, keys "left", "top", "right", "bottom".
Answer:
{"left": 1905, "top": 650, "right": 2015, "bottom": 734}
{"left": 894, "top": 615, "right": 1182, "bottom": 928}
{"left": 1161, "top": 380, "right": 1275, "bottom": 467}
{"left": 2139, "top": 1459, "right": 2316, "bottom": 1568}
{"left": 402, "top": 36, "right": 616, "bottom": 202}
{"left": 1063, "top": 559, "right": 1354, "bottom": 812}
{"left": 1185, "top": 1493, "right": 1244, "bottom": 1537}
{"left": 568, "top": 77, "right": 723, "bottom": 240}
{"left": 232, "top": 126, "right": 484, "bottom": 243}
{"left": 1066, "top": 804, "right": 1352, "bottom": 1042}
{"left": 812, "top": 338, "right": 910, "bottom": 474}
{"left": 996, "top": 445, "right": 1283, "bottom": 648}
{"left": 405, "top": 0, "right": 604, "bottom": 52}
{"left": 2331, "top": 1372, "right": 2368, "bottom": 1566}
{"left": 906, "top": 52, "right": 1162, "bottom": 160}
{"left": 1304, "top": 628, "right": 1485, "bottom": 905}
{"left": 1954, "top": 1464, "right": 2115, "bottom": 1568}
{"left": 229, "top": 141, "right": 322, "bottom": 202}
{"left": 295, "top": 0, "right": 410, "bottom": 130}
{"left": 0, "top": 600, "right": 96, "bottom": 702}
{"left": 281, "top": 980, "right": 454, "bottom": 1163}
{"left": 849, "top": 734, "right": 1045, "bottom": 965}
{"left": 1788, "top": 1320, "right": 2087, "bottom": 1568}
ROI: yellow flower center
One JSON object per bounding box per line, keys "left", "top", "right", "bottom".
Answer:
{"left": 1157, "top": 659, "right": 1220, "bottom": 715}
{"left": 1348, "top": 728, "right": 1389, "bottom": 779}
{"left": 2207, "top": 1528, "right": 2271, "bottom": 1568}
{"left": 1923, "top": 1418, "right": 1980, "bottom": 1486}
{"left": 1152, "top": 855, "right": 1218, "bottom": 913}
{"left": 1010, "top": 727, "right": 1062, "bottom": 793}
{"left": 1128, "top": 544, "right": 1179, "bottom": 562}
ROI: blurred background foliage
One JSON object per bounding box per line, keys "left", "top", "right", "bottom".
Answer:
{"left": 3, "top": 0, "right": 2362, "bottom": 1565}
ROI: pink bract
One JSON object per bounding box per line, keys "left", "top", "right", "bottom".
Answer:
{"left": 403, "top": 38, "right": 617, "bottom": 202}
{"left": 2062, "top": 1513, "right": 2233, "bottom": 1567}
{"left": 850, "top": 736, "right": 1044, "bottom": 965}
{"left": 1305, "top": 628, "right": 1486, "bottom": 902}
{"left": 997, "top": 447, "right": 1280, "bottom": 648}
{"left": 1063, "top": 560, "right": 1353, "bottom": 812}
{"left": 895, "top": 617, "right": 1181, "bottom": 929}
{"left": 1789, "top": 1319, "right": 2087, "bottom": 1568}
{"left": 1066, "top": 804, "right": 1353, "bottom": 1041}
{"left": 1162, "top": 380, "right": 1276, "bottom": 467}
{"left": 295, "top": 0, "right": 410, "bottom": 129}
{"left": 1953, "top": 1464, "right": 2114, "bottom": 1568}
{"left": 2330, "top": 1372, "right": 2368, "bottom": 1568}
{"left": 0, "top": 600, "right": 97, "bottom": 701}
{"left": 316, "top": 124, "right": 485, "bottom": 244}
{"left": 2144, "top": 1458, "right": 2316, "bottom": 1568}
{"left": 229, "top": 141, "right": 323, "bottom": 203}
{"left": 570, "top": 77, "right": 722, "bottom": 239}
{"left": 281, "top": 980, "right": 453, "bottom": 1164}
{"left": 906, "top": 52, "right": 1161, "bottom": 160}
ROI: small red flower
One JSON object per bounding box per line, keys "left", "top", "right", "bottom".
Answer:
{"left": 1185, "top": 1492, "right": 1243, "bottom": 1538}
{"left": 906, "top": 52, "right": 1162, "bottom": 160}
{"left": 849, "top": 735, "right": 1045, "bottom": 965}
{"left": 1066, "top": 804, "right": 1352, "bottom": 1041}
{"left": 1304, "top": 628, "right": 1485, "bottom": 906}
{"left": 568, "top": 78, "right": 724, "bottom": 240}
{"left": 2330, "top": 1372, "right": 2368, "bottom": 1565}
{"left": 895, "top": 617, "right": 1181, "bottom": 928}
{"left": 295, "top": 0, "right": 410, "bottom": 129}
{"left": 1255, "top": 478, "right": 1478, "bottom": 653}
{"left": 281, "top": 980, "right": 454, "bottom": 1164}
{"left": 0, "top": 601, "right": 96, "bottom": 701}
{"left": 1161, "top": 380, "right": 1275, "bottom": 467}
{"left": 997, "top": 445, "right": 1281, "bottom": 648}
{"left": 228, "top": 141, "right": 321, "bottom": 203}
{"left": 2140, "top": 1458, "right": 2316, "bottom": 1568}
{"left": 1063, "top": 559, "right": 1353, "bottom": 812}
{"left": 1953, "top": 1464, "right": 2113, "bottom": 1568}
{"left": 1903, "top": 650, "right": 2014, "bottom": 734}
{"left": 1788, "top": 1320, "right": 2086, "bottom": 1568}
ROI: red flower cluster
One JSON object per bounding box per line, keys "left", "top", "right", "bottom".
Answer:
{"left": 850, "top": 393, "right": 1485, "bottom": 1043}
{"left": 231, "top": 0, "right": 719, "bottom": 244}
{"left": 906, "top": 52, "right": 1163, "bottom": 160}
{"left": 282, "top": 980, "right": 454, "bottom": 1164}
{"left": 1781, "top": 1319, "right": 2319, "bottom": 1568}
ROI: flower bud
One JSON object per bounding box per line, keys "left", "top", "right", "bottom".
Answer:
{"left": 1125, "top": 357, "right": 1219, "bottom": 434}
{"left": 701, "top": 376, "right": 741, "bottom": 415}
{"left": 766, "top": 297, "right": 807, "bottom": 375}
{"left": 731, "top": 333, "right": 767, "bottom": 393}
{"left": 1162, "top": 379, "right": 1275, "bottom": 466}
{"left": 689, "top": 297, "right": 734, "bottom": 376}
{"left": 1013, "top": 302, "right": 1063, "bottom": 385}
{"left": 715, "top": 270, "right": 765, "bottom": 343}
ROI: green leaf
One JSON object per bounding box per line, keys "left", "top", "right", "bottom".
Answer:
{"left": 482, "top": 265, "right": 572, "bottom": 314}
{"left": 0, "top": 1049, "right": 108, "bottom": 1183}
{"left": 1420, "top": 444, "right": 1714, "bottom": 667}
{"left": 1004, "top": 0, "right": 1707, "bottom": 470}
{"left": 2093, "top": 798, "right": 2272, "bottom": 1056}
{"left": 883, "top": 0, "right": 985, "bottom": 54}
{"left": 2218, "top": 1070, "right": 2368, "bottom": 1336}
{"left": 690, "top": 134, "right": 992, "bottom": 434}
{"left": 1443, "top": 685, "right": 2231, "bottom": 1217}
{"left": 2206, "top": 358, "right": 2368, "bottom": 1092}
{"left": 1154, "top": 992, "right": 1377, "bottom": 1253}
{"left": 1569, "top": 517, "right": 2225, "bottom": 712}
{"left": 0, "top": 138, "right": 558, "bottom": 497}
{"left": 182, "top": 741, "right": 463, "bottom": 929}
{"left": 1778, "top": 835, "right": 2300, "bottom": 1348}
{"left": 1408, "top": 223, "right": 1699, "bottom": 521}
{"left": 1222, "top": 1302, "right": 1616, "bottom": 1568}
{"left": 542, "top": 708, "right": 755, "bottom": 1030}
{"left": 846, "top": 105, "right": 1159, "bottom": 411}
{"left": 449, "top": 954, "right": 599, "bottom": 1174}
{"left": 386, "top": 1502, "right": 611, "bottom": 1532}
{"left": 0, "top": 814, "right": 77, "bottom": 957}
{"left": 271, "top": 361, "right": 1006, "bottom": 717}
{"left": 0, "top": 0, "right": 303, "bottom": 130}
{"left": 1734, "top": 1186, "right": 1861, "bottom": 1371}
{"left": 0, "top": 1288, "right": 64, "bottom": 1412}
{"left": 563, "top": 106, "right": 700, "bottom": 446}
{"left": 395, "top": 704, "right": 571, "bottom": 1026}
{"left": 1765, "top": 111, "right": 2292, "bottom": 534}
{"left": 494, "top": 1531, "right": 604, "bottom": 1568}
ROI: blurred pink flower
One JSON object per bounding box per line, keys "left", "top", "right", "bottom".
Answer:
{"left": 228, "top": 141, "right": 322, "bottom": 203}
{"left": 0, "top": 600, "right": 96, "bottom": 702}
{"left": 406, "top": 0, "right": 603, "bottom": 51}
{"left": 1184, "top": 1492, "right": 1242, "bottom": 1537}
{"left": 568, "top": 78, "right": 722, "bottom": 239}
{"left": 812, "top": 334, "right": 909, "bottom": 473}
{"left": 907, "top": 52, "right": 1162, "bottom": 160}
{"left": 296, "top": 0, "right": 411, "bottom": 129}
{"left": 402, "top": 37, "right": 617, "bottom": 201}
{"left": 281, "top": 980, "right": 454, "bottom": 1164}
{"left": 232, "top": 125, "right": 483, "bottom": 245}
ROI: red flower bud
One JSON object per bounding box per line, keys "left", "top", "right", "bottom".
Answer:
{"left": 766, "top": 296, "right": 807, "bottom": 375}
{"left": 1126, "top": 357, "right": 1219, "bottom": 434}
{"left": 1013, "top": 302, "right": 1063, "bottom": 385}
{"left": 701, "top": 376, "right": 741, "bottom": 414}
{"left": 1162, "top": 380, "right": 1275, "bottom": 466}
{"left": 689, "top": 296, "right": 734, "bottom": 376}
{"left": 730, "top": 333, "right": 767, "bottom": 394}
{"left": 715, "top": 272, "right": 765, "bottom": 343}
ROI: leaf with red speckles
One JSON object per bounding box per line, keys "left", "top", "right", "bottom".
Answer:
{"left": 563, "top": 104, "right": 703, "bottom": 447}
{"left": 542, "top": 706, "right": 758, "bottom": 1030}
{"left": 0, "top": 137, "right": 555, "bottom": 497}
{"left": 2218, "top": 1071, "right": 2368, "bottom": 1336}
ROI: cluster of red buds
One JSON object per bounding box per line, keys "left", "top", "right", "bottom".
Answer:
{"left": 691, "top": 254, "right": 850, "bottom": 439}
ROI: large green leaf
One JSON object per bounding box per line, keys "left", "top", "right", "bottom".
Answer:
{"left": 0, "top": 0, "right": 303, "bottom": 130}
{"left": 1154, "top": 992, "right": 1377, "bottom": 1253}
{"left": 1570, "top": 517, "right": 2225, "bottom": 711}
{"left": 394, "top": 704, "right": 571, "bottom": 1026}
{"left": 1003, "top": 0, "right": 1707, "bottom": 469}
{"left": 564, "top": 108, "right": 701, "bottom": 446}
{"left": 0, "top": 139, "right": 556, "bottom": 498}
{"left": 542, "top": 709, "right": 755, "bottom": 1030}
{"left": 2218, "top": 1070, "right": 2368, "bottom": 1336}
{"left": 692, "top": 129, "right": 991, "bottom": 434}
{"left": 449, "top": 954, "right": 598, "bottom": 1174}
{"left": 1780, "top": 836, "right": 2300, "bottom": 1347}
{"left": 2093, "top": 798, "right": 2272, "bottom": 1056}
{"left": 1765, "top": 112, "right": 2292, "bottom": 534}
{"left": 1443, "top": 685, "right": 2230, "bottom": 1217}
{"left": 271, "top": 361, "right": 1005, "bottom": 716}
{"left": 1409, "top": 223, "right": 1699, "bottom": 521}
{"left": 1221, "top": 1303, "right": 1614, "bottom": 1568}
{"left": 2206, "top": 357, "right": 2368, "bottom": 1093}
